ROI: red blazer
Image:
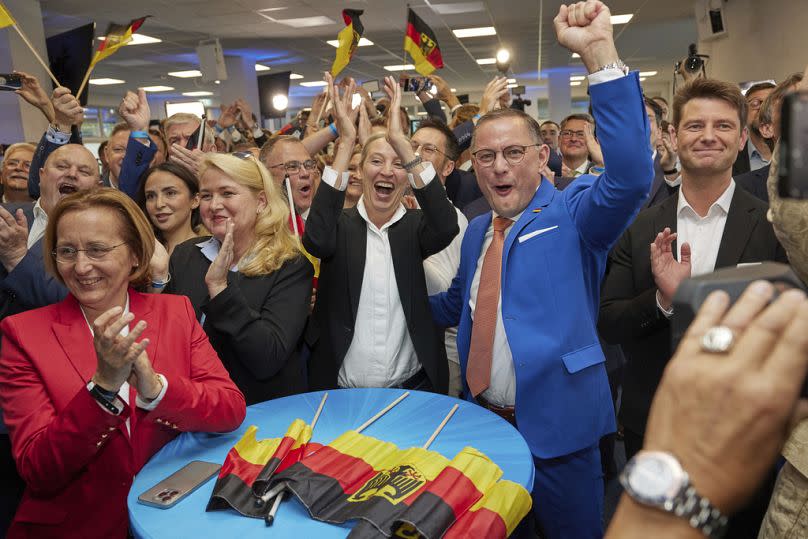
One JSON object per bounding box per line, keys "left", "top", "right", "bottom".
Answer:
{"left": 0, "top": 290, "right": 246, "bottom": 538}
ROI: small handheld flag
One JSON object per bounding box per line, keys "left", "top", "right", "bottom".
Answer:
{"left": 331, "top": 9, "right": 364, "bottom": 77}
{"left": 0, "top": 1, "right": 60, "bottom": 86}
{"left": 76, "top": 16, "right": 148, "bottom": 99}
{"left": 404, "top": 8, "right": 444, "bottom": 76}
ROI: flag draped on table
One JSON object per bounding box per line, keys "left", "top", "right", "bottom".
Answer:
{"left": 206, "top": 421, "right": 313, "bottom": 518}
{"left": 91, "top": 16, "right": 148, "bottom": 67}
{"left": 266, "top": 430, "right": 531, "bottom": 538}
{"left": 331, "top": 9, "right": 364, "bottom": 76}
{"left": 403, "top": 8, "right": 444, "bottom": 76}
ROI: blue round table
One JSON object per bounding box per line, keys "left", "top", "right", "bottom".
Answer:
{"left": 128, "top": 388, "right": 534, "bottom": 538}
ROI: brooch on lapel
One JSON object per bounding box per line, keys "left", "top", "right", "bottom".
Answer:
{"left": 532, "top": 208, "right": 542, "bottom": 213}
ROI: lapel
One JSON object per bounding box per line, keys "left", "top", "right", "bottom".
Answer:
{"left": 503, "top": 178, "right": 557, "bottom": 257}
{"left": 652, "top": 192, "right": 680, "bottom": 259}
{"left": 346, "top": 209, "right": 367, "bottom": 323}
{"left": 645, "top": 155, "right": 665, "bottom": 209}
{"left": 715, "top": 187, "right": 759, "bottom": 268}
{"left": 53, "top": 295, "right": 97, "bottom": 385}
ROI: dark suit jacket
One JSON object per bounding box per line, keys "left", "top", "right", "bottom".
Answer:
{"left": 165, "top": 238, "right": 313, "bottom": 405}
{"left": 547, "top": 149, "right": 563, "bottom": 178}
{"left": 0, "top": 291, "right": 245, "bottom": 537}
{"left": 444, "top": 169, "right": 482, "bottom": 211}
{"left": 462, "top": 195, "right": 491, "bottom": 222}
{"left": 599, "top": 186, "right": 787, "bottom": 436}
{"left": 732, "top": 139, "right": 751, "bottom": 177}
{"left": 735, "top": 164, "right": 770, "bottom": 203}
{"left": 643, "top": 154, "right": 677, "bottom": 209}
{"left": 303, "top": 177, "right": 459, "bottom": 393}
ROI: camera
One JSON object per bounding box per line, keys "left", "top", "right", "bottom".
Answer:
{"left": 510, "top": 86, "right": 531, "bottom": 112}
{"left": 674, "top": 44, "right": 710, "bottom": 77}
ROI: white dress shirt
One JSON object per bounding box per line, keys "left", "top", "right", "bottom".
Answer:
{"left": 27, "top": 199, "right": 48, "bottom": 249}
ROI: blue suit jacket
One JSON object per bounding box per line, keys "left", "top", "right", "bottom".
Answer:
{"left": 430, "top": 73, "right": 653, "bottom": 459}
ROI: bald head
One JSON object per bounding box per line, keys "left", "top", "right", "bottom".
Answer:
{"left": 39, "top": 144, "right": 101, "bottom": 214}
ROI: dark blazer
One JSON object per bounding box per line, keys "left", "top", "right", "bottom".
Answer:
{"left": 643, "top": 154, "right": 678, "bottom": 209}
{"left": 735, "top": 164, "right": 770, "bottom": 203}
{"left": 444, "top": 169, "right": 482, "bottom": 211}
{"left": 732, "top": 139, "right": 751, "bottom": 177}
{"left": 164, "top": 238, "right": 313, "bottom": 405}
{"left": 462, "top": 195, "right": 491, "bottom": 222}
{"left": 599, "top": 185, "right": 787, "bottom": 436}
{"left": 303, "top": 177, "right": 459, "bottom": 393}
{"left": 547, "top": 149, "right": 563, "bottom": 178}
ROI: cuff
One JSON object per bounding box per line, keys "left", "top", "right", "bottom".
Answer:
{"left": 588, "top": 68, "right": 627, "bottom": 86}
{"left": 136, "top": 374, "right": 168, "bottom": 410}
{"left": 230, "top": 129, "right": 242, "bottom": 143}
{"left": 252, "top": 126, "right": 264, "bottom": 139}
{"left": 46, "top": 126, "right": 71, "bottom": 145}
{"left": 322, "top": 166, "right": 349, "bottom": 191}
{"left": 656, "top": 290, "right": 674, "bottom": 318}
{"left": 408, "top": 161, "right": 436, "bottom": 189}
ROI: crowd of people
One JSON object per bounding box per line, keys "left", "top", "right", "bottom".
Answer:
{"left": 2, "top": 0, "right": 808, "bottom": 538}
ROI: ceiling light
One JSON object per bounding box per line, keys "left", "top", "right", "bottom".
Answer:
{"left": 300, "top": 81, "right": 328, "bottom": 87}
{"left": 453, "top": 26, "right": 496, "bottom": 38}
{"left": 571, "top": 53, "right": 581, "bottom": 58}
{"left": 326, "top": 37, "right": 374, "bottom": 47}
{"left": 98, "top": 34, "right": 161, "bottom": 45}
{"left": 570, "top": 81, "right": 582, "bottom": 86}
{"left": 274, "top": 16, "right": 334, "bottom": 28}
{"left": 255, "top": 64, "right": 271, "bottom": 72}
{"left": 639, "top": 71, "right": 658, "bottom": 77}
{"left": 570, "top": 75, "right": 586, "bottom": 81}
{"left": 168, "top": 70, "right": 202, "bottom": 78}
{"left": 183, "top": 91, "right": 213, "bottom": 96}
{"left": 290, "top": 73, "right": 304, "bottom": 79}
{"left": 272, "top": 94, "right": 289, "bottom": 110}
{"left": 417, "top": 111, "right": 428, "bottom": 116}
{"left": 496, "top": 49, "right": 510, "bottom": 64}
{"left": 89, "top": 78, "right": 125, "bottom": 85}
{"left": 432, "top": 2, "right": 485, "bottom": 15}
{"left": 141, "top": 86, "right": 174, "bottom": 92}
{"left": 450, "top": 88, "right": 456, "bottom": 92}
{"left": 384, "top": 64, "right": 415, "bottom": 71}
{"left": 639, "top": 77, "right": 646, "bottom": 82}
{"left": 610, "top": 14, "right": 633, "bottom": 24}
{"left": 476, "top": 58, "right": 496, "bottom": 65}
{"left": 507, "top": 83, "right": 518, "bottom": 88}
{"left": 507, "top": 78, "right": 516, "bottom": 84}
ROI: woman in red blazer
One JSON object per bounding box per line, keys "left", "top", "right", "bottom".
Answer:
{"left": 0, "top": 188, "right": 246, "bottom": 538}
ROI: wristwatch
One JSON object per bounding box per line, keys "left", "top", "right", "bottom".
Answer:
{"left": 403, "top": 155, "right": 423, "bottom": 172}
{"left": 593, "top": 59, "right": 629, "bottom": 76}
{"left": 620, "top": 451, "right": 728, "bottom": 538}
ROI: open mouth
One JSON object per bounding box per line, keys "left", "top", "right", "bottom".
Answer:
{"left": 493, "top": 184, "right": 513, "bottom": 196}
{"left": 298, "top": 184, "right": 312, "bottom": 196}
{"left": 77, "top": 277, "right": 101, "bottom": 286}
{"left": 373, "top": 181, "right": 395, "bottom": 198}
{"left": 58, "top": 183, "right": 78, "bottom": 195}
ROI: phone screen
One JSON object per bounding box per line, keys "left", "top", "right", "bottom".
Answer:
{"left": 0, "top": 74, "right": 22, "bottom": 92}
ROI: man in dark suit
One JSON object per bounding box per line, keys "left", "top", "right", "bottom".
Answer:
{"left": 731, "top": 82, "right": 776, "bottom": 177}
{"left": 735, "top": 164, "right": 770, "bottom": 203}
{"left": 643, "top": 97, "right": 680, "bottom": 208}
{"left": 444, "top": 168, "right": 482, "bottom": 210}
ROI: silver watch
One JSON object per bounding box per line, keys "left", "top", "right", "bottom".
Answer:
{"left": 620, "top": 451, "right": 728, "bottom": 538}
{"left": 593, "top": 59, "right": 629, "bottom": 76}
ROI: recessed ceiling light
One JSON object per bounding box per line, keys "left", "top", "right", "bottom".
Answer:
{"left": 450, "top": 88, "right": 456, "bottom": 92}
{"left": 141, "top": 86, "right": 174, "bottom": 92}
{"left": 507, "top": 78, "right": 516, "bottom": 83}
{"left": 610, "top": 14, "right": 633, "bottom": 24}
{"left": 639, "top": 77, "right": 646, "bottom": 82}
{"left": 570, "top": 75, "right": 586, "bottom": 81}
{"left": 255, "top": 64, "right": 271, "bottom": 72}
{"left": 571, "top": 53, "right": 581, "bottom": 58}
{"left": 290, "top": 73, "right": 304, "bottom": 79}
{"left": 432, "top": 2, "right": 485, "bottom": 15}
{"left": 476, "top": 58, "right": 496, "bottom": 65}
{"left": 168, "top": 70, "right": 202, "bottom": 78}
{"left": 326, "top": 38, "right": 374, "bottom": 47}
{"left": 89, "top": 78, "right": 125, "bottom": 85}
{"left": 183, "top": 91, "right": 213, "bottom": 96}
{"left": 274, "top": 16, "right": 334, "bottom": 28}
{"left": 384, "top": 64, "right": 415, "bottom": 71}
{"left": 98, "top": 34, "right": 161, "bottom": 45}
{"left": 300, "top": 81, "right": 328, "bottom": 87}
{"left": 452, "top": 26, "right": 496, "bottom": 38}
{"left": 507, "top": 83, "right": 518, "bottom": 88}
{"left": 639, "top": 71, "right": 658, "bottom": 77}
{"left": 570, "top": 81, "right": 582, "bottom": 86}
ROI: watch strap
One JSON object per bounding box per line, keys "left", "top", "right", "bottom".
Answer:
{"left": 87, "top": 381, "right": 123, "bottom": 415}
{"left": 403, "top": 155, "right": 423, "bottom": 172}
{"left": 592, "top": 59, "right": 629, "bottom": 76}
{"left": 671, "top": 485, "right": 729, "bottom": 538}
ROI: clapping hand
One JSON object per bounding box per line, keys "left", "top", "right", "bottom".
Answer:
{"left": 205, "top": 219, "right": 234, "bottom": 299}
{"left": 650, "top": 227, "right": 691, "bottom": 311}
{"left": 0, "top": 206, "right": 29, "bottom": 273}
{"left": 169, "top": 144, "right": 206, "bottom": 176}
{"left": 91, "top": 307, "right": 149, "bottom": 392}
{"left": 479, "top": 77, "right": 509, "bottom": 116}
{"left": 583, "top": 123, "right": 604, "bottom": 167}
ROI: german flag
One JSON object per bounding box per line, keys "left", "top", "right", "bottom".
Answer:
{"left": 206, "top": 421, "right": 312, "bottom": 518}
{"left": 404, "top": 8, "right": 444, "bottom": 77}
{"left": 0, "top": 2, "right": 16, "bottom": 29}
{"left": 90, "top": 16, "right": 148, "bottom": 68}
{"left": 331, "top": 9, "right": 364, "bottom": 77}
{"left": 268, "top": 430, "right": 532, "bottom": 537}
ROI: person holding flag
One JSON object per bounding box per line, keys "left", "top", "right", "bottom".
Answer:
{"left": 331, "top": 9, "right": 364, "bottom": 77}
{"left": 404, "top": 8, "right": 444, "bottom": 76}
{"left": 76, "top": 16, "right": 148, "bottom": 99}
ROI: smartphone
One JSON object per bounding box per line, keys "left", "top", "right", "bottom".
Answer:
{"left": 362, "top": 79, "right": 380, "bottom": 93}
{"left": 184, "top": 114, "right": 207, "bottom": 151}
{"left": 0, "top": 73, "right": 22, "bottom": 91}
{"left": 778, "top": 91, "right": 808, "bottom": 199}
{"left": 137, "top": 460, "right": 221, "bottom": 509}
{"left": 400, "top": 75, "right": 430, "bottom": 93}
{"left": 511, "top": 85, "right": 526, "bottom": 95}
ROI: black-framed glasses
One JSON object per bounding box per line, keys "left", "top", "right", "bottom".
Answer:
{"left": 559, "top": 130, "right": 586, "bottom": 139}
{"left": 411, "top": 141, "right": 448, "bottom": 159}
{"left": 267, "top": 159, "right": 318, "bottom": 174}
{"left": 52, "top": 243, "right": 127, "bottom": 264}
{"left": 471, "top": 144, "right": 541, "bottom": 167}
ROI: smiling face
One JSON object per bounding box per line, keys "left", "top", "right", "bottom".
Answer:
{"left": 361, "top": 137, "right": 408, "bottom": 222}
{"left": 540, "top": 122, "right": 559, "bottom": 150}
{"left": 412, "top": 127, "right": 454, "bottom": 183}
{"left": 1, "top": 147, "right": 33, "bottom": 197}
{"left": 55, "top": 207, "right": 138, "bottom": 317}
{"left": 265, "top": 140, "right": 315, "bottom": 213}
{"left": 103, "top": 129, "right": 129, "bottom": 183}
{"left": 144, "top": 170, "right": 198, "bottom": 235}
{"left": 673, "top": 98, "right": 747, "bottom": 177}
{"left": 559, "top": 118, "right": 589, "bottom": 165}
{"left": 346, "top": 152, "right": 363, "bottom": 204}
{"left": 165, "top": 120, "right": 201, "bottom": 155}
{"left": 199, "top": 166, "right": 266, "bottom": 244}
{"left": 39, "top": 144, "right": 100, "bottom": 215}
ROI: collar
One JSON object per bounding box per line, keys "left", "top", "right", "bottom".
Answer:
{"left": 33, "top": 198, "right": 47, "bottom": 219}
{"left": 748, "top": 140, "right": 770, "bottom": 164}
{"left": 677, "top": 179, "right": 735, "bottom": 218}
{"left": 80, "top": 292, "right": 130, "bottom": 336}
{"left": 573, "top": 160, "right": 590, "bottom": 176}
{"left": 356, "top": 197, "right": 407, "bottom": 234}
{"left": 196, "top": 237, "right": 239, "bottom": 271}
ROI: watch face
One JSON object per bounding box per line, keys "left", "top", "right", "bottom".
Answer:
{"left": 626, "top": 452, "right": 684, "bottom": 505}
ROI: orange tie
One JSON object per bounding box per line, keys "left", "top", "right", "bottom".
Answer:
{"left": 467, "top": 216, "right": 512, "bottom": 397}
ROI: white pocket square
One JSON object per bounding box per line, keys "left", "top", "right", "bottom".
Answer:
{"left": 518, "top": 225, "right": 559, "bottom": 243}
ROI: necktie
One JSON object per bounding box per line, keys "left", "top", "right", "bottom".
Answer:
{"left": 467, "top": 216, "right": 512, "bottom": 397}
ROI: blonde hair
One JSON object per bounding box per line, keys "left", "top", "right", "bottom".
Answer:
{"left": 3, "top": 142, "right": 35, "bottom": 160}
{"left": 43, "top": 188, "right": 155, "bottom": 288}
{"left": 198, "top": 153, "right": 301, "bottom": 276}
{"left": 359, "top": 132, "right": 390, "bottom": 166}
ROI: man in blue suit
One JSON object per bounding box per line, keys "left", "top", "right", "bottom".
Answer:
{"left": 429, "top": 1, "right": 653, "bottom": 537}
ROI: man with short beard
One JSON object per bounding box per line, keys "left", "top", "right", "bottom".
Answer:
{"left": 0, "top": 144, "right": 34, "bottom": 204}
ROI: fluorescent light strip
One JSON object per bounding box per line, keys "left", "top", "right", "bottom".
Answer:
{"left": 255, "top": 64, "right": 271, "bottom": 72}
{"left": 384, "top": 64, "right": 415, "bottom": 71}
{"left": 300, "top": 81, "right": 327, "bottom": 87}
{"left": 610, "top": 14, "right": 633, "bottom": 24}
{"left": 570, "top": 75, "right": 586, "bottom": 81}
{"left": 141, "top": 86, "right": 174, "bottom": 92}
{"left": 639, "top": 71, "right": 658, "bottom": 77}
{"left": 326, "top": 37, "right": 374, "bottom": 47}
{"left": 507, "top": 83, "right": 518, "bottom": 88}
{"left": 639, "top": 77, "right": 646, "bottom": 82}
{"left": 453, "top": 26, "right": 496, "bottom": 38}
{"left": 507, "top": 78, "right": 517, "bottom": 83}
{"left": 89, "top": 78, "right": 125, "bottom": 85}
{"left": 183, "top": 91, "right": 213, "bottom": 96}
{"left": 570, "top": 81, "right": 582, "bottom": 86}
{"left": 476, "top": 58, "right": 496, "bottom": 65}
{"left": 571, "top": 53, "right": 581, "bottom": 58}
{"left": 98, "top": 34, "right": 161, "bottom": 45}
{"left": 168, "top": 70, "right": 202, "bottom": 78}
{"left": 290, "top": 73, "right": 304, "bottom": 79}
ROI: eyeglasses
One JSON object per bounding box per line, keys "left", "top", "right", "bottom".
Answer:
{"left": 746, "top": 98, "right": 764, "bottom": 110}
{"left": 471, "top": 144, "right": 541, "bottom": 167}
{"left": 52, "top": 243, "right": 127, "bottom": 264}
{"left": 268, "top": 159, "right": 318, "bottom": 174}
{"left": 411, "top": 141, "right": 448, "bottom": 159}
{"left": 559, "top": 130, "right": 586, "bottom": 139}
{"left": 4, "top": 159, "right": 31, "bottom": 171}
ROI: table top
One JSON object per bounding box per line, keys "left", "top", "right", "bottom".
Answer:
{"left": 128, "top": 388, "right": 534, "bottom": 538}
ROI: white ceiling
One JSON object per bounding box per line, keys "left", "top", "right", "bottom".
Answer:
{"left": 38, "top": 0, "right": 698, "bottom": 109}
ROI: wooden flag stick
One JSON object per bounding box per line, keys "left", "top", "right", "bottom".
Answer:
{"left": 75, "top": 63, "right": 95, "bottom": 101}
{"left": 356, "top": 391, "right": 410, "bottom": 434}
{"left": 422, "top": 404, "right": 459, "bottom": 450}
{"left": 11, "top": 24, "right": 60, "bottom": 87}
{"left": 310, "top": 392, "right": 328, "bottom": 430}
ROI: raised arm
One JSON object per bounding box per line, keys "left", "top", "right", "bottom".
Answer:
{"left": 117, "top": 89, "right": 157, "bottom": 198}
